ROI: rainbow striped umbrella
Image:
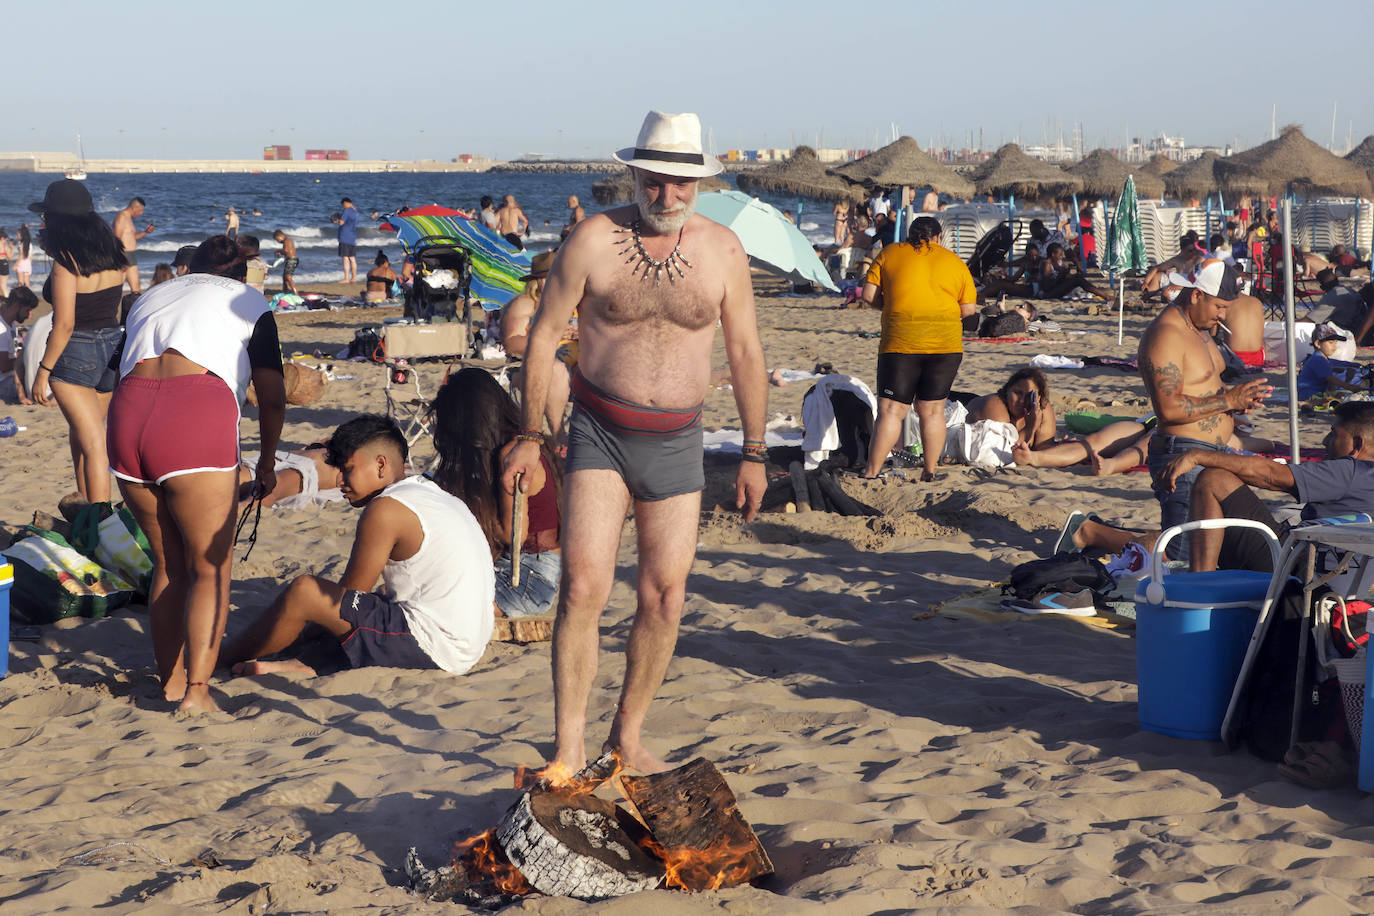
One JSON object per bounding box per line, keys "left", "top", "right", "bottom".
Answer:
{"left": 379, "top": 207, "right": 533, "bottom": 306}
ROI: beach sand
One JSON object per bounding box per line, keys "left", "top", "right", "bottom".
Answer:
{"left": 2, "top": 287, "right": 1373, "bottom": 914}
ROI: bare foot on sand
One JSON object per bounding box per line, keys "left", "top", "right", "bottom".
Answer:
{"left": 162, "top": 670, "right": 187, "bottom": 704}
{"left": 177, "top": 683, "right": 223, "bottom": 716}
{"left": 1012, "top": 441, "right": 1038, "bottom": 467}
{"left": 606, "top": 741, "right": 671, "bottom": 775}
{"left": 231, "top": 659, "right": 318, "bottom": 677}
{"left": 768, "top": 368, "right": 786, "bottom": 386}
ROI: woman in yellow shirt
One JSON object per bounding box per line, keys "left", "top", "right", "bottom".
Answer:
{"left": 860, "top": 216, "right": 978, "bottom": 480}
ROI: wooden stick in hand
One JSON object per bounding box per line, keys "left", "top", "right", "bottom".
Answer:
{"left": 511, "top": 471, "right": 527, "bottom": 587}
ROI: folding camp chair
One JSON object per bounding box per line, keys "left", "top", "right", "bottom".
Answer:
{"left": 384, "top": 360, "right": 438, "bottom": 448}
{"left": 1221, "top": 518, "right": 1374, "bottom": 772}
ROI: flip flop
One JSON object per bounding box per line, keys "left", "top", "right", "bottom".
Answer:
{"left": 1278, "top": 741, "right": 1356, "bottom": 789}
{"left": 1053, "top": 511, "right": 1088, "bottom": 556}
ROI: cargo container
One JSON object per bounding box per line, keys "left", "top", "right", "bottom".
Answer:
{"left": 262, "top": 144, "right": 291, "bottom": 160}
{"left": 305, "top": 149, "right": 326, "bottom": 160}
{"left": 325, "top": 149, "right": 349, "bottom": 161}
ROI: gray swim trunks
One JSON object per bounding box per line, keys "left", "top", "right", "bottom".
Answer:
{"left": 565, "top": 370, "right": 704, "bottom": 501}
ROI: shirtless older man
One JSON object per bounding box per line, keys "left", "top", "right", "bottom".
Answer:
{"left": 502, "top": 111, "right": 767, "bottom": 774}
{"left": 1139, "top": 258, "right": 1271, "bottom": 558}
{"left": 496, "top": 194, "right": 530, "bottom": 250}
{"left": 112, "top": 197, "right": 154, "bottom": 294}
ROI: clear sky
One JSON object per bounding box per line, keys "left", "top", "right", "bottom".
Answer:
{"left": 10, "top": 0, "right": 1374, "bottom": 161}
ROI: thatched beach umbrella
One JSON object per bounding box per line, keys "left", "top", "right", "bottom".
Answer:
{"left": 1066, "top": 149, "right": 1165, "bottom": 199}
{"left": 1345, "top": 136, "right": 1374, "bottom": 169}
{"left": 591, "top": 168, "right": 729, "bottom": 205}
{"left": 1140, "top": 153, "right": 1180, "bottom": 177}
{"left": 828, "top": 136, "right": 974, "bottom": 197}
{"left": 1215, "top": 126, "right": 1372, "bottom": 197}
{"left": 735, "top": 146, "right": 859, "bottom": 202}
{"left": 968, "top": 144, "right": 1082, "bottom": 201}
{"left": 1162, "top": 152, "right": 1223, "bottom": 201}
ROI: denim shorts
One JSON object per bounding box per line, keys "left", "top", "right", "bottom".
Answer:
{"left": 1146, "top": 433, "right": 1230, "bottom": 560}
{"left": 50, "top": 326, "right": 123, "bottom": 393}
{"left": 494, "top": 550, "right": 560, "bottom": 618}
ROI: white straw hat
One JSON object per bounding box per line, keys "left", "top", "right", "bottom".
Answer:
{"left": 613, "top": 110, "right": 724, "bottom": 178}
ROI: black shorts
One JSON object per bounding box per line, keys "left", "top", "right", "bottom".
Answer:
{"left": 334, "top": 590, "right": 440, "bottom": 670}
{"left": 503, "top": 232, "right": 525, "bottom": 251}
{"left": 1216, "top": 486, "right": 1285, "bottom": 573}
{"left": 876, "top": 351, "right": 963, "bottom": 404}
{"left": 338, "top": 242, "right": 357, "bottom": 257}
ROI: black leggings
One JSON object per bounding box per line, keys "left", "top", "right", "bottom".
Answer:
{"left": 876, "top": 352, "right": 963, "bottom": 404}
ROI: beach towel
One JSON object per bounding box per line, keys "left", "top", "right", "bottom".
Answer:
{"left": 946, "top": 420, "right": 1019, "bottom": 468}
{"left": 1030, "top": 355, "right": 1085, "bottom": 370}
{"left": 962, "top": 335, "right": 1036, "bottom": 344}
{"left": 69, "top": 503, "right": 154, "bottom": 599}
{"left": 241, "top": 451, "right": 345, "bottom": 510}
{"left": 802, "top": 375, "right": 878, "bottom": 469}
{"left": 3, "top": 529, "right": 134, "bottom": 623}
{"left": 1080, "top": 356, "right": 1138, "bottom": 372}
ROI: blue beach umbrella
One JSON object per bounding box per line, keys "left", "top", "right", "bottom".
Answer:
{"left": 694, "top": 191, "right": 839, "bottom": 292}
{"left": 379, "top": 207, "right": 533, "bottom": 307}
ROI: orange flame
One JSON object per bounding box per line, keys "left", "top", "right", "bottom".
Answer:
{"left": 526, "top": 750, "right": 625, "bottom": 800}
{"left": 639, "top": 835, "right": 762, "bottom": 891}
{"left": 452, "top": 829, "right": 534, "bottom": 896}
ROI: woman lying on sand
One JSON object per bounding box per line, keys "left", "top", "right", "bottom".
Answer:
{"left": 967, "top": 367, "right": 1156, "bottom": 476}
{"left": 973, "top": 368, "right": 1275, "bottom": 476}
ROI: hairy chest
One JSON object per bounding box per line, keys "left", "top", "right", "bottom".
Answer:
{"left": 584, "top": 265, "right": 722, "bottom": 332}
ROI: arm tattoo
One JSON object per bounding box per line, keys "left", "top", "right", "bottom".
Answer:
{"left": 1147, "top": 358, "right": 1229, "bottom": 420}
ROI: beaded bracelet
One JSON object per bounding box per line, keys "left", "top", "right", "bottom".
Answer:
{"left": 515, "top": 432, "right": 544, "bottom": 444}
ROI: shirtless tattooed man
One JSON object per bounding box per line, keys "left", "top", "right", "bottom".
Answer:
{"left": 502, "top": 111, "right": 768, "bottom": 774}
{"left": 1138, "top": 258, "right": 1271, "bottom": 558}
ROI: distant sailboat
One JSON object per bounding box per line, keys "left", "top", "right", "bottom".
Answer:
{"left": 65, "top": 132, "right": 87, "bottom": 181}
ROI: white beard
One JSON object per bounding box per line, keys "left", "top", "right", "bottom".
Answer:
{"left": 635, "top": 183, "right": 696, "bottom": 235}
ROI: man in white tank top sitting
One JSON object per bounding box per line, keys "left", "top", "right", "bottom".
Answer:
{"left": 221, "top": 415, "right": 495, "bottom": 678}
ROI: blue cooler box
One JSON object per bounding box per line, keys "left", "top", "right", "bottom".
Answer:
{"left": 0, "top": 561, "right": 11, "bottom": 678}
{"left": 1134, "top": 569, "right": 1272, "bottom": 740}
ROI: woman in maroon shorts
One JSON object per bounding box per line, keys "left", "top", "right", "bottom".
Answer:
{"left": 107, "top": 236, "right": 286, "bottom": 713}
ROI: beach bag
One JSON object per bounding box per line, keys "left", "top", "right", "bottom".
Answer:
{"left": 979, "top": 311, "right": 1027, "bottom": 338}
{"left": 2, "top": 529, "right": 134, "bottom": 624}
{"left": 902, "top": 399, "right": 967, "bottom": 451}
{"left": 1005, "top": 553, "right": 1115, "bottom": 603}
{"left": 69, "top": 503, "right": 154, "bottom": 599}
{"left": 349, "top": 326, "right": 385, "bottom": 362}
{"left": 1323, "top": 595, "right": 1371, "bottom": 658}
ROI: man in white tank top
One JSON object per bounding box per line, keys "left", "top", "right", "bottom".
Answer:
{"left": 221, "top": 416, "right": 494, "bottom": 677}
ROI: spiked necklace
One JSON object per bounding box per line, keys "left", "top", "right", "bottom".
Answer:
{"left": 614, "top": 219, "right": 692, "bottom": 286}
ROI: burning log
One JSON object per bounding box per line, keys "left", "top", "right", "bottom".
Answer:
{"left": 622, "top": 758, "right": 773, "bottom": 891}
{"left": 495, "top": 789, "right": 665, "bottom": 900}
{"left": 409, "top": 753, "right": 772, "bottom": 904}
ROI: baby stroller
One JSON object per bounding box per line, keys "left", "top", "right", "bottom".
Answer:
{"left": 406, "top": 236, "right": 473, "bottom": 324}
{"left": 967, "top": 221, "right": 1021, "bottom": 280}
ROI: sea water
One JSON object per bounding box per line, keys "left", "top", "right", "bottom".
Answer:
{"left": 0, "top": 172, "right": 834, "bottom": 290}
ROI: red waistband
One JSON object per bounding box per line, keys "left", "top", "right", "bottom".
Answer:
{"left": 570, "top": 369, "right": 702, "bottom": 436}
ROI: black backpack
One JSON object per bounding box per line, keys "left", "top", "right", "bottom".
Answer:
{"left": 1005, "top": 553, "right": 1115, "bottom": 601}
